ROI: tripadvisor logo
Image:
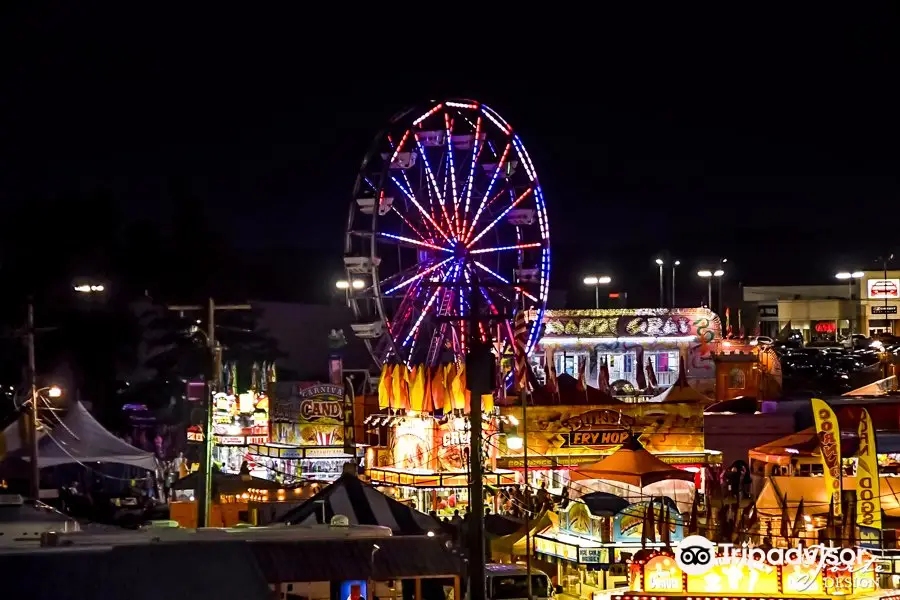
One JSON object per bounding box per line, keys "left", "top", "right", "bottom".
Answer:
{"left": 674, "top": 535, "right": 873, "bottom": 580}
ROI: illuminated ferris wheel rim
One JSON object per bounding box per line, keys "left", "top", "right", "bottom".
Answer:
{"left": 345, "top": 98, "right": 551, "bottom": 368}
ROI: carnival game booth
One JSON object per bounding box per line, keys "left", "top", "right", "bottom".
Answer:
{"left": 207, "top": 390, "right": 271, "bottom": 478}
{"left": 529, "top": 308, "right": 721, "bottom": 398}
{"left": 497, "top": 403, "right": 720, "bottom": 494}
{"left": 249, "top": 382, "right": 361, "bottom": 485}
{"left": 535, "top": 496, "right": 686, "bottom": 597}
{"left": 366, "top": 410, "right": 517, "bottom": 516}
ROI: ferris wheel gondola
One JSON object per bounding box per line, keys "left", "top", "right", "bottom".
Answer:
{"left": 344, "top": 99, "right": 551, "bottom": 370}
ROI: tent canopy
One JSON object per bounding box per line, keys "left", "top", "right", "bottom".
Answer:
{"left": 570, "top": 434, "right": 695, "bottom": 487}
{"left": 280, "top": 473, "right": 438, "bottom": 535}
{"left": 2, "top": 402, "right": 157, "bottom": 471}
{"left": 647, "top": 355, "right": 710, "bottom": 403}
{"left": 756, "top": 475, "right": 900, "bottom": 518}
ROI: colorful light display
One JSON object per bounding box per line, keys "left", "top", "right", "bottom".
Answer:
{"left": 345, "top": 99, "right": 551, "bottom": 369}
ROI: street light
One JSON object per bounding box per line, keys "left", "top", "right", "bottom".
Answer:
{"left": 655, "top": 258, "right": 664, "bottom": 307}
{"left": 336, "top": 279, "right": 365, "bottom": 290}
{"left": 836, "top": 271, "right": 865, "bottom": 337}
{"left": 697, "top": 270, "right": 724, "bottom": 310}
{"left": 74, "top": 284, "right": 105, "bottom": 293}
{"left": 47, "top": 386, "right": 62, "bottom": 398}
{"left": 583, "top": 275, "right": 612, "bottom": 308}
{"left": 671, "top": 260, "right": 681, "bottom": 307}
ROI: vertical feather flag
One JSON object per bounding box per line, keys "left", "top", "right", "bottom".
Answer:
{"left": 442, "top": 364, "right": 454, "bottom": 413}
{"left": 790, "top": 497, "right": 805, "bottom": 539}
{"left": 430, "top": 367, "right": 446, "bottom": 414}
{"left": 421, "top": 366, "right": 434, "bottom": 413}
{"left": 450, "top": 363, "right": 465, "bottom": 411}
{"left": 688, "top": 491, "right": 700, "bottom": 534}
{"left": 481, "top": 393, "right": 494, "bottom": 413}
{"left": 513, "top": 309, "right": 528, "bottom": 394}
{"left": 646, "top": 357, "right": 658, "bottom": 389}
{"left": 576, "top": 355, "right": 586, "bottom": 391}
{"left": 378, "top": 364, "right": 391, "bottom": 409}
{"left": 410, "top": 365, "right": 425, "bottom": 412}
{"left": 780, "top": 494, "right": 791, "bottom": 542}
{"left": 635, "top": 346, "right": 647, "bottom": 390}
{"left": 545, "top": 346, "right": 559, "bottom": 395}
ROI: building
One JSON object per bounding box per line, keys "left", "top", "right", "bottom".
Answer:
{"left": 744, "top": 270, "right": 900, "bottom": 340}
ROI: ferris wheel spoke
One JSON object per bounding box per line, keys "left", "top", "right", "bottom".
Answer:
{"left": 378, "top": 232, "right": 451, "bottom": 252}
{"left": 459, "top": 115, "right": 482, "bottom": 237}
{"left": 384, "top": 257, "right": 454, "bottom": 295}
{"left": 464, "top": 141, "right": 512, "bottom": 244}
{"left": 414, "top": 133, "right": 456, "bottom": 240}
{"left": 470, "top": 242, "right": 541, "bottom": 255}
{"left": 389, "top": 174, "right": 453, "bottom": 245}
{"left": 443, "top": 113, "right": 461, "bottom": 237}
{"left": 467, "top": 187, "right": 533, "bottom": 248}
{"left": 401, "top": 284, "right": 444, "bottom": 349}
{"left": 471, "top": 260, "right": 540, "bottom": 303}
{"left": 389, "top": 205, "right": 431, "bottom": 245}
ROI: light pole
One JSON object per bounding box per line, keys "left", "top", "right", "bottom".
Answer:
{"left": 655, "top": 258, "right": 664, "bottom": 307}
{"left": 671, "top": 260, "right": 681, "bottom": 307}
{"left": 717, "top": 259, "right": 727, "bottom": 319}
{"left": 699, "top": 269, "right": 725, "bottom": 312}
{"left": 583, "top": 275, "right": 612, "bottom": 309}
{"left": 836, "top": 271, "right": 864, "bottom": 337}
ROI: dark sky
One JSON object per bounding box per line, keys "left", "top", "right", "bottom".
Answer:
{"left": 2, "top": 6, "right": 898, "bottom": 308}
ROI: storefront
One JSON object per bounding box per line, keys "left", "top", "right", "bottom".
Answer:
{"left": 497, "top": 404, "right": 719, "bottom": 496}
{"left": 863, "top": 274, "right": 900, "bottom": 335}
{"left": 366, "top": 414, "right": 516, "bottom": 516}
{"left": 530, "top": 308, "right": 721, "bottom": 396}
{"left": 250, "top": 382, "right": 360, "bottom": 484}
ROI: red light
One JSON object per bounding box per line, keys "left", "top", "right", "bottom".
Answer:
{"left": 609, "top": 292, "right": 620, "bottom": 298}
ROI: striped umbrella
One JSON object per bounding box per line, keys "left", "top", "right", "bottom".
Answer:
{"left": 513, "top": 309, "right": 528, "bottom": 393}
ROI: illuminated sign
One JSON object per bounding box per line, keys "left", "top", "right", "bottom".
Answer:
{"left": 685, "top": 562, "right": 779, "bottom": 595}
{"left": 216, "top": 435, "right": 246, "bottom": 446}
{"left": 868, "top": 278, "right": 900, "bottom": 299}
{"left": 534, "top": 537, "right": 578, "bottom": 562}
{"left": 872, "top": 305, "right": 897, "bottom": 315}
{"left": 187, "top": 428, "right": 204, "bottom": 442}
{"left": 578, "top": 548, "right": 607, "bottom": 564}
{"left": 562, "top": 430, "right": 630, "bottom": 447}
{"left": 561, "top": 409, "right": 635, "bottom": 431}
{"left": 644, "top": 556, "right": 683, "bottom": 593}
{"left": 300, "top": 398, "right": 342, "bottom": 420}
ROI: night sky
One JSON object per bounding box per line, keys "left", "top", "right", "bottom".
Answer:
{"left": 2, "top": 6, "right": 898, "bottom": 308}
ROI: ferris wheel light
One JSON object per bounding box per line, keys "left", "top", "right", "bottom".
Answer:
{"left": 351, "top": 279, "right": 365, "bottom": 290}
{"left": 335, "top": 280, "right": 350, "bottom": 290}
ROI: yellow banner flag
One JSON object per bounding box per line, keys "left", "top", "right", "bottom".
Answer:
{"left": 857, "top": 408, "right": 881, "bottom": 530}
{"left": 811, "top": 398, "right": 842, "bottom": 517}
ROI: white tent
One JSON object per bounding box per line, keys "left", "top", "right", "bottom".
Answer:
{"left": 0, "top": 402, "right": 157, "bottom": 471}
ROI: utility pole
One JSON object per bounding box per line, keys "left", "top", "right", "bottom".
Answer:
{"left": 168, "top": 299, "right": 252, "bottom": 527}
{"left": 27, "top": 299, "right": 39, "bottom": 501}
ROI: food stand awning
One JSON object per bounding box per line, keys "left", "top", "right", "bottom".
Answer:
{"left": 569, "top": 434, "right": 695, "bottom": 487}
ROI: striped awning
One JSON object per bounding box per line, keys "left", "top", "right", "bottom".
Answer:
{"left": 280, "top": 473, "right": 439, "bottom": 534}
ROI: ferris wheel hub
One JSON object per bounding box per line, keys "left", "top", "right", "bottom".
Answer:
{"left": 452, "top": 244, "right": 468, "bottom": 259}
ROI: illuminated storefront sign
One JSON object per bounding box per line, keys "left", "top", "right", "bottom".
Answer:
{"left": 534, "top": 536, "right": 577, "bottom": 562}
{"left": 535, "top": 308, "right": 721, "bottom": 342}
{"left": 271, "top": 382, "right": 345, "bottom": 446}
{"left": 644, "top": 556, "right": 684, "bottom": 593}
{"left": 868, "top": 278, "right": 900, "bottom": 299}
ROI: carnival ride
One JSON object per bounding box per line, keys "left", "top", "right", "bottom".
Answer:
{"left": 344, "top": 99, "right": 550, "bottom": 377}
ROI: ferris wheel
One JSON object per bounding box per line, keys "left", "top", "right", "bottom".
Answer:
{"left": 344, "top": 99, "right": 551, "bottom": 369}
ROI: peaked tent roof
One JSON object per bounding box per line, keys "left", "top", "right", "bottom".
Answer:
{"left": 280, "top": 473, "right": 439, "bottom": 534}
{"left": 3, "top": 401, "right": 157, "bottom": 471}
{"left": 569, "top": 434, "right": 696, "bottom": 487}
{"left": 647, "top": 356, "right": 710, "bottom": 403}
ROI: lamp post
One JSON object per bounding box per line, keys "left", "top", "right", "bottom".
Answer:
{"left": 698, "top": 270, "right": 724, "bottom": 310}
{"left": 583, "top": 275, "right": 612, "bottom": 309}
{"left": 717, "top": 259, "right": 727, "bottom": 319}
{"left": 836, "top": 271, "right": 864, "bottom": 337}
{"left": 655, "top": 258, "right": 664, "bottom": 307}
{"left": 671, "top": 260, "right": 681, "bottom": 307}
